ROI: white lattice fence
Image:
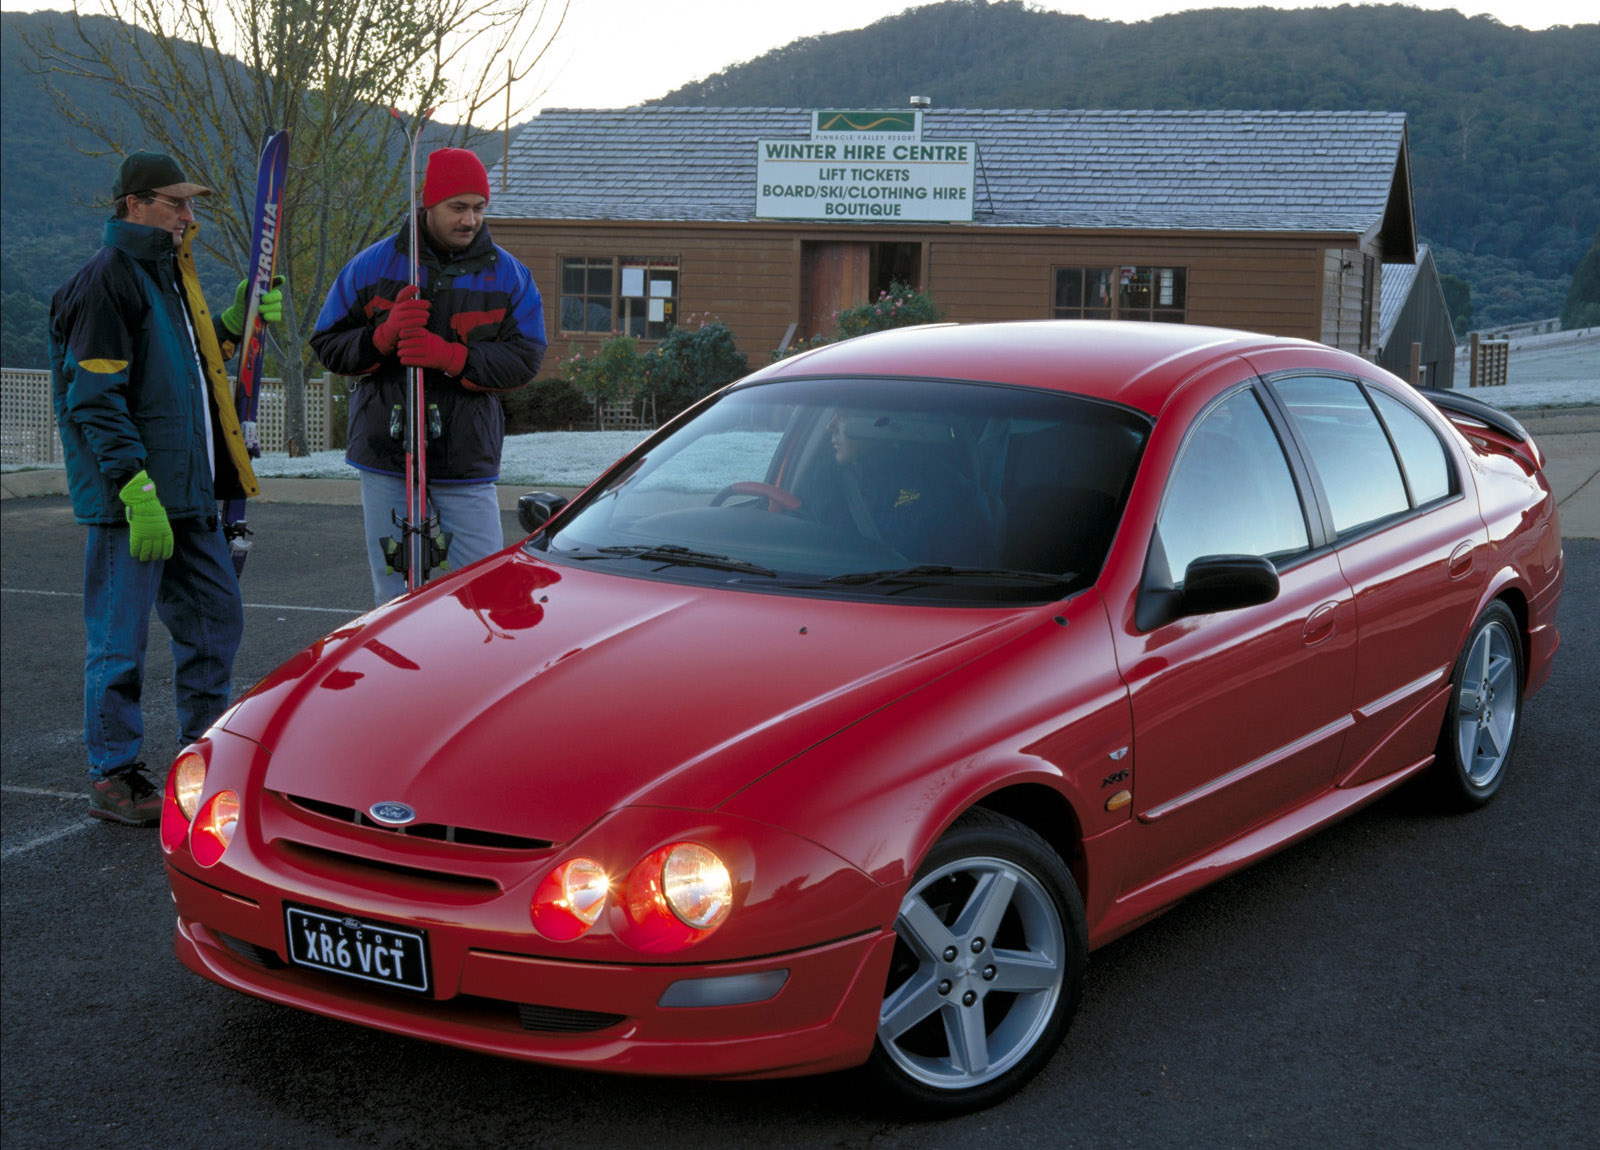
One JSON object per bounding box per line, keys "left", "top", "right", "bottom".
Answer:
{"left": 0, "top": 368, "right": 61, "bottom": 465}
{"left": 0, "top": 368, "right": 332, "bottom": 465}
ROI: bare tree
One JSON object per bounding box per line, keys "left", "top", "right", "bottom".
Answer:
{"left": 29, "top": 0, "right": 566, "bottom": 455}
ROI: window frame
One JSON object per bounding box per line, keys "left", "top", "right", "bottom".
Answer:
{"left": 1259, "top": 371, "right": 1464, "bottom": 546}
{"left": 558, "top": 254, "right": 681, "bottom": 340}
{"left": 1149, "top": 380, "right": 1318, "bottom": 586}
{"left": 1051, "top": 264, "right": 1188, "bottom": 323}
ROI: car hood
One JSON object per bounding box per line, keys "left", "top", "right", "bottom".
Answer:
{"left": 220, "top": 549, "right": 1035, "bottom": 844}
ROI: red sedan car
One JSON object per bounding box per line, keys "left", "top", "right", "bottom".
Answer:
{"left": 163, "top": 321, "right": 1563, "bottom": 1113}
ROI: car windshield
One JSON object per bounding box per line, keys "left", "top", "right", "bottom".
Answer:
{"left": 530, "top": 375, "right": 1149, "bottom": 605}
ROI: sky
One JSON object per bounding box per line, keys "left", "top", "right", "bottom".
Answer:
{"left": 2, "top": 1, "right": 1593, "bottom": 120}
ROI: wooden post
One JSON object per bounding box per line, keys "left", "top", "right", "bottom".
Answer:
{"left": 322, "top": 373, "right": 335, "bottom": 451}
{"left": 1469, "top": 332, "right": 1481, "bottom": 388}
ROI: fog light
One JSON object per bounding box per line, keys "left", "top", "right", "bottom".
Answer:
{"left": 659, "top": 969, "right": 788, "bottom": 1008}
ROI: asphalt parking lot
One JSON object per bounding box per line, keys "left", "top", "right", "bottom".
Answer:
{"left": 3, "top": 478, "right": 1597, "bottom": 1146}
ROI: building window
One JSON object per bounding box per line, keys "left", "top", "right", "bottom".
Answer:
{"left": 1053, "top": 265, "right": 1186, "bottom": 322}
{"left": 560, "top": 256, "right": 679, "bottom": 339}
{"left": 1053, "top": 267, "right": 1115, "bottom": 319}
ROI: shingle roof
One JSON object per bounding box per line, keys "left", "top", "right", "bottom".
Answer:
{"left": 1380, "top": 243, "right": 1428, "bottom": 344}
{"left": 489, "top": 107, "right": 1408, "bottom": 233}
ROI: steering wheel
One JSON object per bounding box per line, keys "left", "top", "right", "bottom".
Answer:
{"left": 710, "top": 481, "right": 804, "bottom": 514}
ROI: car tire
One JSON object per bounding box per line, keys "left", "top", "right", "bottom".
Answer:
{"left": 1427, "top": 600, "right": 1523, "bottom": 810}
{"left": 862, "top": 807, "right": 1087, "bottom": 1115}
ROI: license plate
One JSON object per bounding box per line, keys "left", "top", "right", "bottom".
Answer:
{"left": 284, "top": 905, "right": 431, "bottom": 994}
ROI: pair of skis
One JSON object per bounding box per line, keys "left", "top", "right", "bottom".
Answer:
{"left": 223, "top": 128, "right": 289, "bottom": 576}
{"left": 228, "top": 119, "right": 447, "bottom": 592}
{"left": 379, "top": 106, "right": 450, "bottom": 592}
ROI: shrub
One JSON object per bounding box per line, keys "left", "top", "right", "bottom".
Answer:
{"left": 502, "top": 375, "right": 593, "bottom": 432}
{"left": 836, "top": 281, "right": 943, "bottom": 339}
{"left": 564, "top": 336, "right": 646, "bottom": 429}
{"left": 641, "top": 317, "right": 749, "bottom": 423}
{"left": 774, "top": 280, "right": 943, "bottom": 359}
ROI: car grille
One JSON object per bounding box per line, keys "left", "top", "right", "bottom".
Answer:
{"left": 218, "top": 932, "right": 283, "bottom": 968}
{"left": 210, "top": 936, "right": 626, "bottom": 1034}
{"left": 518, "top": 1003, "right": 627, "bottom": 1033}
{"left": 284, "top": 793, "right": 553, "bottom": 851}
{"left": 276, "top": 839, "right": 504, "bottom": 895}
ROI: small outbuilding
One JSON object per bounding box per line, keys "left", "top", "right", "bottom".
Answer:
{"left": 486, "top": 106, "right": 1416, "bottom": 368}
{"left": 1378, "top": 244, "right": 1457, "bottom": 389}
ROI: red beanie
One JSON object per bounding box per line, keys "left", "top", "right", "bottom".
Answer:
{"left": 422, "top": 148, "right": 490, "bottom": 207}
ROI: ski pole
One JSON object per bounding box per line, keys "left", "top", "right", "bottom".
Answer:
{"left": 389, "top": 106, "right": 434, "bottom": 591}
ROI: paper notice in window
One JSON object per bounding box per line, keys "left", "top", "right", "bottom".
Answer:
{"left": 650, "top": 279, "right": 673, "bottom": 297}
{"left": 649, "top": 298, "right": 665, "bottom": 322}
{"left": 621, "top": 267, "right": 645, "bottom": 298}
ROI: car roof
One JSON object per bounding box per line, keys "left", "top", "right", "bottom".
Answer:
{"left": 753, "top": 320, "right": 1330, "bottom": 416}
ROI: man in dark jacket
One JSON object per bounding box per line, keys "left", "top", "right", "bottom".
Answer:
{"left": 49, "top": 150, "right": 282, "bottom": 826}
{"left": 310, "top": 148, "right": 546, "bottom": 603}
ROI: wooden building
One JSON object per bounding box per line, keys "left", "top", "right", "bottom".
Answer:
{"left": 1378, "top": 244, "right": 1457, "bottom": 389}
{"left": 486, "top": 107, "right": 1416, "bottom": 369}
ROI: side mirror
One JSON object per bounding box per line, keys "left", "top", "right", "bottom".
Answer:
{"left": 1181, "top": 554, "right": 1280, "bottom": 615}
{"left": 517, "top": 491, "right": 569, "bottom": 535}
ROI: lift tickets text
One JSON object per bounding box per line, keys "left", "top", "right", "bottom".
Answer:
{"left": 755, "top": 139, "right": 976, "bottom": 222}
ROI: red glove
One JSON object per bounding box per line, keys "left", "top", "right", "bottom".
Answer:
{"left": 373, "top": 284, "right": 430, "bottom": 356}
{"left": 397, "top": 326, "right": 468, "bottom": 376}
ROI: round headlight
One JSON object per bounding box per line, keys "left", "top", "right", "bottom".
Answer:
{"left": 660, "top": 843, "right": 732, "bottom": 930}
{"left": 190, "top": 789, "right": 240, "bottom": 867}
{"left": 560, "top": 857, "right": 610, "bottom": 927}
{"left": 208, "top": 791, "right": 239, "bottom": 844}
{"left": 531, "top": 857, "right": 610, "bottom": 939}
{"left": 173, "top": 751, "right": 206, "bottom": 820}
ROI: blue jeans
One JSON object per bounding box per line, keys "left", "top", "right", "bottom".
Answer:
{"left": 358, "top": 470, "right": 504, "bottom": 603}
{"left": 83, "top": 518, "right": 244, "bottom": 780}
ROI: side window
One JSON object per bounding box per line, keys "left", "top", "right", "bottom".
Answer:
{"left": 1156, "top": 388, "right": 1310, "bottom": 582}
{"left": 1275, "top": 376, "right": 1409, "bottom": 536}
{"left": 1368, "top": 387, "right": 1452, "bottom": 506}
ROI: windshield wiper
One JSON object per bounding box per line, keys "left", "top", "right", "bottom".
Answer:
{"left": 566, "top": 544, "right": 776, "bottom": 578}
{"left": 822, "top": 565, "right": 1073, "bottom": 588}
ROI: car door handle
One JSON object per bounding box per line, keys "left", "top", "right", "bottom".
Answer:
{"left": 1302, "top": 601, "right": 1340, "bottom": 646}
{"left": 1448, "top": 541, "right": 1475, "bottom": 580}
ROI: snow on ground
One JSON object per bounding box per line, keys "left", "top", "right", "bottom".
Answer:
{"left": 253, "top": 329, "right": 1599, "bottom": 487}
{"left": 11, "top": 329, "right": 1582, "bottom": 486}
{"left": 252, "top": 430, "right": 649, "bottom": 486}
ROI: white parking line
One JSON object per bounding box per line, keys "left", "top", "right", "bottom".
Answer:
{"left": 2, "top": 587, "right": 362, "bottom": 614}
{"left": 1, "top": 820, "right": 94, "bottom": 859}
{"left": 2, "top": 784, "right": 83, "bottom": 800}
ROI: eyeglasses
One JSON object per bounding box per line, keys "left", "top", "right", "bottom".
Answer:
{"left": 141, "top": 192, "right": 201, "bottom": 214}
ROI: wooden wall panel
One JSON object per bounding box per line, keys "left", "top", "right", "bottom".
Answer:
{"left": 490, "top": 219, "right": 1358, "bottom": 370}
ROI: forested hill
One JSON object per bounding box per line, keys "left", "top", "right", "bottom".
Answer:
{"left": 4, "top": 5, "right": 1596, "bottom": 369}
{"left": 0, "top": 9, "right": 496, "bottom": 370}
{"left": 660, "top": 1, "right": 1600, "bottom": 329}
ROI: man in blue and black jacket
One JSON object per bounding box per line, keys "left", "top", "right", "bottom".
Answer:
{"left": 310, "top": 148, "right": 546, "bottom": 603}
{"left": 49, "top": 150, "right": 282, "bottom": 826}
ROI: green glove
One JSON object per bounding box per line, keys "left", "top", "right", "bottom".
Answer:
{"left": 118, "top": 469, "right": 174, "bottom": 562}
{"left": 220, "top": 274, "right": 285, "bottom": 335}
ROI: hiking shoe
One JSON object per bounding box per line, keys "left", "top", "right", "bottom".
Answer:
{"left": 89, "top": 763, "right": 163, "bottom": 826}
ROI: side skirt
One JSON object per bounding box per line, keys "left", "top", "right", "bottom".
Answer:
{"left": 1088, "top": 755, "right": 1431, "bottom": 947}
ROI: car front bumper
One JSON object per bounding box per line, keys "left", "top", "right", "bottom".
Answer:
{"left": 170, "top": 862, "right": 894, "bottom": 1079}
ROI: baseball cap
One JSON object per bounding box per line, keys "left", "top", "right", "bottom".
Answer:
{"left": 112, "top": 151, "right": 213, "bottom": 200}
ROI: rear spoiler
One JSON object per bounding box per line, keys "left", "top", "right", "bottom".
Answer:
{"left": 1418, "top": 388, "right": 1544, "bottom": 472}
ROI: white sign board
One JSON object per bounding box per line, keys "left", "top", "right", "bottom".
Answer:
{"left": 754, "top": 111, "right": 975, "bottom": 222}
